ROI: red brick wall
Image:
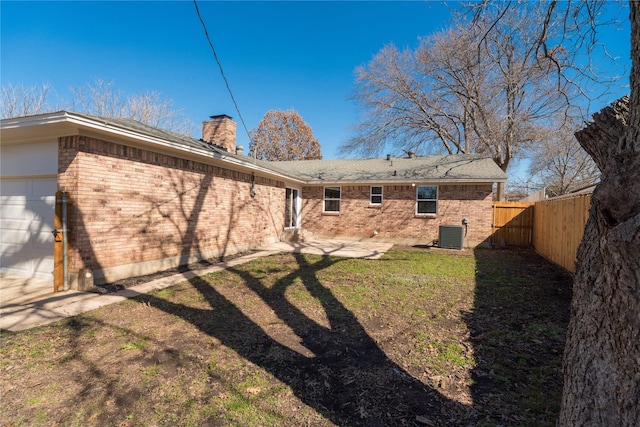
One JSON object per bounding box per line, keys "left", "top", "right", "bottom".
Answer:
{"left": 58, "top": 135, "right": 285, "bottom": 285}
{"left": 300, "top": 184, "right": 493, "bottom": 246}
{"left": 202, "top": 115, "right": 237, "bottom": 153}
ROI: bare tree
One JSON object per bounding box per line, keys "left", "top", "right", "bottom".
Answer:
{"left": 345, "top": 5, "right": 579, "bottom": 171}
{"left": 1, "top": 78, "right": 193, "bottom": 135}
{"left": 463, "top": 1, "right": 638, "bottom": 424}
{"left": 1, "top": 82, "right": 57, "bottom": 118}
{"left": 344, "top": 2, "right": 624, "bottom": 200}
{"left": 249, "top": 109, "right": 322, "bottom": 161}
{"left": 127, "top": 91, "right": 193, "bottom": 135}
{"left": 70, "top": 78, "right": 126, "bottom": 118}
{"left": 529, "top": 117, "right": 600, "bottom": 197}
{"left": 71, "top": 78, "right": 193, "bottom": 135}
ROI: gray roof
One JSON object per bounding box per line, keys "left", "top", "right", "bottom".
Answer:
{"left": 1, "top": 112, "right": 507, "bottom": 184}
{"left": 268, "top": 154, "right": 507, "bottom": 184}
{"left": 72, "top": 113, "right": 233, "bottom": 157}
{"left": 64, "top": 114, "right": 505, "bottom": 184}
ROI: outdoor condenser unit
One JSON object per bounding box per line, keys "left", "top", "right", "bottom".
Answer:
{"left": 439, "top": 225, "right": 464, "bottom": 250}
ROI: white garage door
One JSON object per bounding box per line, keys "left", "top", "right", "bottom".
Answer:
{"left": 0, "top": 177, "right": 56, "bottom": 279}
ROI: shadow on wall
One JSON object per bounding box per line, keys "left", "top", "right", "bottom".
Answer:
{"left": 490, "top": 203, "right": 534, "bottom": 248}
{"left": 66, "top": 171, "right": 216, "bottom": 288}
{"left": 70, "top": 165, "right": 281, "bottom": 288}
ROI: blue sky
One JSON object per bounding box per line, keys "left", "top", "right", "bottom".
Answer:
{"left": 1, "top": 0, "right": 632, "bottom": 167}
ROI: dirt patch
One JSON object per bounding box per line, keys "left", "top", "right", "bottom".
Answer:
{"left": 0, "top": 247, "right": 572, "bottom": 426}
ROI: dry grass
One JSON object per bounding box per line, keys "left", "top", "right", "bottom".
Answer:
{"left": 0, "top": 247, "right": 571, "bottom": 426}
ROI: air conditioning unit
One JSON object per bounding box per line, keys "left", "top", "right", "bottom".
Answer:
{"left": 439, "top": 225, "right": 464, "bottom": 250}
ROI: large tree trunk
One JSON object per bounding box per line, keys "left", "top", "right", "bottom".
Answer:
{"left": 559, "top": 3, "right": 640, "bottom": 423}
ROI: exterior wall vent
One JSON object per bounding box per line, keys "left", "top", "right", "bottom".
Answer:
{"left": 439, "top": 225, "right": 464, "bottom": 250}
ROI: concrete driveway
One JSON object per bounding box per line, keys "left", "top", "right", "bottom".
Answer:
{"left": 0, "top": 274, "right": 54, "bottom": 307}
{"left": 0, "top": 238, "right": 393, "bottom": 332}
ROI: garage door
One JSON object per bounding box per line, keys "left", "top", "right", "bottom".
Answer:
{"left": 0, "top": 177, "right": 56, "bottom": 279}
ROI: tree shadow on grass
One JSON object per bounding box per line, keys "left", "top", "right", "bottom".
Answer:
{"left": 136, "top": 252, "right": 467, "bottom": 426}
{"left": 466, "top": 248, "right": 573, "bottom": 425}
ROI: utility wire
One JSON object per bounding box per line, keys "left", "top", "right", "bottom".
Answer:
{"left": 193, "top": 0, "right": 253, "bottom": 150}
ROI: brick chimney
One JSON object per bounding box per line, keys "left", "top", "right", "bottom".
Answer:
{"left": 202, "top": 114, "right": 236, "bottom": 153}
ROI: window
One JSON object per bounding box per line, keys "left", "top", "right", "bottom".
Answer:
{"left": 323, "top": 186, "right": 341, "bottom": 213}
{"left": 416, "top": 185, "right": 437, "bottom": 215}
{"left": 370, "top": 186, "right": 383, "bottom": 205}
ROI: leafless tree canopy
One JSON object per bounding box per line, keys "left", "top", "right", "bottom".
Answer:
{"left": 1, "top": 82, "right": 57, "bottom": 118}
{"left": 344, "top": 1, "right": 623, "bottom": 175}
{"left": 528, "top": 117, "right": 600, "bottom": 196}
{"left": 1, "top": 78, "right": 193, "bottom": 135}
{"left": 71, "top": 79, "right": 193, "bottom": 135}
{"left": 249, "top": 109, "right": 322, "bottom": 161}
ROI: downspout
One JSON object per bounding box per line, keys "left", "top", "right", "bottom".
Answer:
{"left": 491, "top": 203, "right": 496, "bottom": 247}
{"left": 62, "top": 192, "right": 69, "bottom": 291}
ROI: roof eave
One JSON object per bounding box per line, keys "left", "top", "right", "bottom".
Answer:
{"left": 2, "top": 113, "right": 506, "bottom": 186}
{"left": 68, "top": 113, "right": 307, "bottom": 183}
{"left": 302, "top": 178, "right": 507, "bottom": 186}
{"left": 0, "top": 111, "right": 72, "bottom": 129}
{"left": 1, "top": 112, "right": 306, "bottom": 185}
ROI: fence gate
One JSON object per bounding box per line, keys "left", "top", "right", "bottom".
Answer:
{"left": 491, "top": 202, "right": 534, "bottom": 247}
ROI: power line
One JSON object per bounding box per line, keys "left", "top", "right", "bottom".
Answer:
{"left": 193, "top": 0, "right": 253, "bottom": 148}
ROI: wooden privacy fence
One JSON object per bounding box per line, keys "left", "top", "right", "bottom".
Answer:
{"left": 491, "top": 194, "right": 592, "bottom": 273}
{"left": 533, "top": 194, "right": 592, "bottom": 272}
{"left": 491, "top": 202, "right": 535, "bottom": 247}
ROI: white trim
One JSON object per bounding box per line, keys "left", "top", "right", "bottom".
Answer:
{"left": 370, "top": 185, "right": 383, "bottom": 206}
{"left": 284, "top": 187, "right": 302, "bottom": 229}
{"left": 416, "top": 185, "right": 438, "bottom": 215}
{"left": 323, "top": 186, "right": 341, "bottom": 213}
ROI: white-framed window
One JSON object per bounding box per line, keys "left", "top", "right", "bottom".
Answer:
{"left": 323, "top": 186, "right": 341, "bottom": 213}
{"left": 416, "top": 185, "right": 438, "bottom": 215}
{"left": 370, "top": 186, "right": 383, "bottom": 205}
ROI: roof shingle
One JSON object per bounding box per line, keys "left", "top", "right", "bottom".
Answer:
{"left": 2, "top": 111, "right": 507, "bottom": 184}
{"left": 268, "top": 154, "right": 507, "bottom": 184}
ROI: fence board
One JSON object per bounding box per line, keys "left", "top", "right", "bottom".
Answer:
{"left": 491, "top": 202, "right": 535, "bottom": 247}
{"left": 533, "top": 194, "right": 591, "bottom": 272}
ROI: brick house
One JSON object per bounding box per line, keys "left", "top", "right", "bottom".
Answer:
{"left": 269, "top": 155, "right": 505, "bottom": 246}
{"left": 0, "top": 112, "right": 506, "bottom": 291}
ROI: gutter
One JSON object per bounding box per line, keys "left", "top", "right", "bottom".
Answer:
{"left": 1, "top": 112, "right": 306, "bottom": 185}
{"left": 1, "top": 112, "right": 507, "bottom": 186}
{"left": 297, "top": 178, "right": 508, "bottom": 186}
{"left": 65, "top": 113, "right": 302, "bottom": 181}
